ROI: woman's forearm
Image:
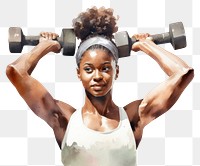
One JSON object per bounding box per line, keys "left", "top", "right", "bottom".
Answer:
{"left": 9, "top": 41, "right": 56, "bottom": 75}
{"left": 138, "top": 40, "right": 192, "bottom": 76}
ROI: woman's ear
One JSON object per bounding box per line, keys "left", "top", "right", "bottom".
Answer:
{"left": 76, "top": 68, "right": 81, "bottom": 80}
{"left": 115, "top": 65, "right": 119, "bottom": 80}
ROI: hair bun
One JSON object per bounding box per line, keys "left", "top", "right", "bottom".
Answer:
{"left": 72, "top": 6, "right": 118, "bottom": 41}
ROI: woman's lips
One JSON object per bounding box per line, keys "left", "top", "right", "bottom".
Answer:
{"left": 91, "top": 84, "right": 105, "bottom": 90}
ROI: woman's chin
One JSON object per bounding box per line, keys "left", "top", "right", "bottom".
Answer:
{"left": 89, "top": 90, "right": 109, "bottom": 97}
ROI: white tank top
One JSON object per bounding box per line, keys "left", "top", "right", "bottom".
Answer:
{"left": 61, "top": 107, "right": 137, "bottom": 166}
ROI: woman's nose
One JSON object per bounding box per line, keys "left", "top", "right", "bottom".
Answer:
{"left": 93, "top": 70, "right": 103, "bottom": 81}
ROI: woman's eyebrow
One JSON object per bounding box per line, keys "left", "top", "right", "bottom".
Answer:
{"left": 83, "top": 61, "right": 111, "bottom": 66}
{"left": 83, "top": 62, "right": 92, "bottom": 66}
{"left": 102, "top": 61, "right": 112, "bottom": 65}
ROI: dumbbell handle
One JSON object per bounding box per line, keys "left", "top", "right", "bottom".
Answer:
{"left": 23, "top": 36, "right": 64, "bottom": 47}
{"left": 131, "top": 32, "right": 170, "bottom": 45}
{"left": 151, "top": 32, "right": 171, "bottom": 44}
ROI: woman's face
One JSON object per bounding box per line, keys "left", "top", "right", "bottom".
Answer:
{"left": 77, "top": 49, "right": 119, "bottom": 97}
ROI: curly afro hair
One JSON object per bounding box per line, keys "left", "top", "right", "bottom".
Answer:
{"left": 72, "top": 6, "right": 119, "bottom": 41}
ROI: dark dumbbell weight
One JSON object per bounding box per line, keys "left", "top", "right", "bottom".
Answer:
{"left": 8, "top": 27, "right": 76, "bottom": 56}
{"left": 114, "top": 22, "right": 187, "bottom": 58}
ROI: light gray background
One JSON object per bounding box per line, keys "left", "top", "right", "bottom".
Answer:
{"left": 0, "top": 0, "right": 199, "bottom": 165}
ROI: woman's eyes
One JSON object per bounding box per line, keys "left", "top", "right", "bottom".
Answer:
{"left": 83, "top": 66, "right": 111, "bottom": 73}
{"left": 84, "top": 67, "right": 93, "bottom": 73}
{"left": 102, "top": 66, "right": 110, "bottom": 72}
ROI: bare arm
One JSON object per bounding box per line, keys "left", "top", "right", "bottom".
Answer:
{"left": 125, "top": 33, "right": 194, "bottom": 129}
{"left": 6, "top": 32, "right": 75, "bottom": 147}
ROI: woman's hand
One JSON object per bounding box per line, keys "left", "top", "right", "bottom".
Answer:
{"left": 131, "top": 33, "right": 152, "bottom": 52}
{"left": 40, "top": 32, "right": 61, "bottom": 53}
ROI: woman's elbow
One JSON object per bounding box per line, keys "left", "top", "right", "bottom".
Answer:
{"left": 182, "top": 67, "right": 194, "bottom": 84}
{"left": 187, "top": 67, "right": 194, "bottom": 80}
{"left": 6, "top": 64, "right": 15, "bottom": 80}
{"left": 6, "top": 64, "right": 23, "bottom": 82}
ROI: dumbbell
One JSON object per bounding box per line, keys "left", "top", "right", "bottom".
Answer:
{"left": 114, "top": 22, "right": 186, "bottom": 58}
{"left": 8, "top": 27, "right": 76, "bottom": 56}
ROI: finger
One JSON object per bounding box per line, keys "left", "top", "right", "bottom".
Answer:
{"left": 41, "top": 32, "right": 50, "bottom": 39}
{"left": 49, "top": 32, "right": 57, "bottom": 40}
{"left": 132, "top": 34, "right": 139, "bottom": 40}
{"left": 40, "top": 32, "right": 45, "bottom": 37}
{"left": 141, "top": 33, "right": 147, "bottom": 38}
{"left": 131, "top": 41, "right": 140, "bottom": 52}
{"left": 44, "top": 32, "right": 48, "bottom": 39}
{"left": 47, "top": 32, "right": 52, "bottom": 40}
{"left": 146, "top": 33, "right": 151, "bottom": 37}
{"left": 53, "top": 33, "right": 57, "bottom": 40}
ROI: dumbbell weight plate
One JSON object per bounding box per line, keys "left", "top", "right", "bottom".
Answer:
{"left": 61, "top": 29, "right": 76, "bottom": 56}
{"left": 169, "top": 22, "right": 186, "bottom": 50}
{"left": 114, "top": 31, "right": 132, "bottom": 58}
{"left": 8, "top": 27, "right": 23, "bottom": 53}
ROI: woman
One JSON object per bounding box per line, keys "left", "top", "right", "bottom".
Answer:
{"left": 6, "top": 7, "right": 194, "bottom": 166}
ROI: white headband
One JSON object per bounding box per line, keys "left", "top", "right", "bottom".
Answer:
{"left": 75, "top": 36, "right": 119, "bottom": 65}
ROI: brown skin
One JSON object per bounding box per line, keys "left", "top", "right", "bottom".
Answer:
{"left": 77, "top": 49, "right": 120, "bottom": 132}
{"left": 6, "top": 32, "right": 194, "bottom": 149}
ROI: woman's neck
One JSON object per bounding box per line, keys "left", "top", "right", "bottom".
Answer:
{"left": 83, "top": 90, "right": 117, "bottom": 116}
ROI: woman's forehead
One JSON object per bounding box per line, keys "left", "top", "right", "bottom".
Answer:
{"left": 81, "top": 49, "right": 114, "bottom": 61}
{"left": 79, "top": 50, "right": 116, "bottom": 67}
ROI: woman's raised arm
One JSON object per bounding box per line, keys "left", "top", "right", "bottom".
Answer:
{"left": 6, "top": 32, "right": 75, "bottom": 147}
{"left": 126, "top": 33, "right": 194, "bottom": 128}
